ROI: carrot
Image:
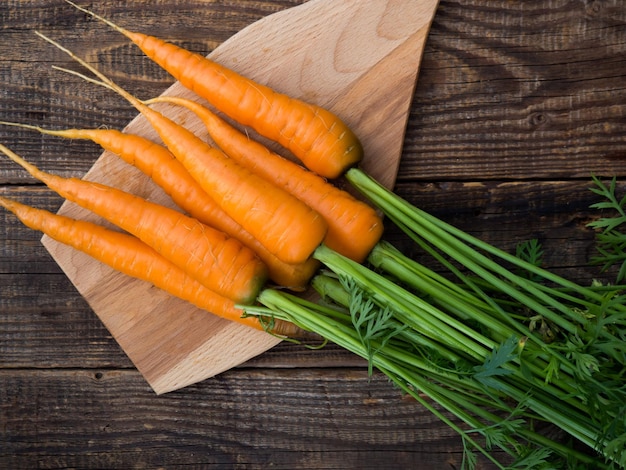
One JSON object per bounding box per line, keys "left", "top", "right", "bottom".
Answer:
{"left": 0, "top": 121, "right": 319, "bottom": 289}
{"left": 64, "top": 0, "right": 363, "bottom": 179}
{"left": 0, "top": 143, "right": 268, "bottom": 305}
{"left": 0, "top": 194, "right": 299, "bottom": 336}
{"left": 147, "top": 96, "right": 384, "bottom": 263}
{"left": 36, "top": 31, "right": 328, "bottom": 266}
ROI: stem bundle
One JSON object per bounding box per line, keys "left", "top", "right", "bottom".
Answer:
{"left": 245, "top": 169, "right": 626, "bottom": 469}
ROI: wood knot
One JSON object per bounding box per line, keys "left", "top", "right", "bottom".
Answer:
{"left": 585, "top": 0, "right": 604, "bottom": 16}
{"left": 529, "top": 111, "right": 548, "bottom": 128}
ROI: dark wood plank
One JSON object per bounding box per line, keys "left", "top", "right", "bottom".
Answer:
{"left": 402, "top": 0, "right": 626, "bottom": 180}
{"left": 389, "top": 179, "right": 624, "bottom": 283}
{"left": 0, "top": 187, "right": 63, "bottom": 273}
{"left": 0, "top": 368, "right": 506, "bottom": 470}
{"left": 2, "top": 0, "right": 626, "bottom": 182}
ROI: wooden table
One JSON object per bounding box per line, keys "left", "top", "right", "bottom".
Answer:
{"left": 2, "top": 1, "right": 625, "bottom": 468}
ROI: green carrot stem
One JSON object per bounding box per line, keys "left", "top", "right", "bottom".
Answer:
{"left": 398, "top": 206, "right": 579, "bottom": 331}
{"left": 368, "top": 241, "right": 514, "bottom": 340}
{"left": 259, "top": 287, "right": 591, "bottom": 421}
{"left": 366, "top": 242, "right": 586, "bottom": 397}
{"left": 250, "top": 289, "right": 607, "bottom": 467}
{"left": 312, "top": 273, "right": 585, "bottom": 414}
{"left": 348, "top": 168, "right": 610, "bottom": 302}
{"left": 369, "top": 241, "right": 488, "bottom": 310}
{"left": 402, "top": 370, "right": 605, "bottom": 467}
{"left": 252, "top": 290, "right": 513, "bottom": 466}
{"left": 377, "top": 365, "right": 514, "bottom": 468}
{"left": 311, "top": 274, "right": 464, "bottom": 364}
{"left": 259, "top": 287, "right": 471, "bottom": 389}
{"left": 314, "top": 247, "right": 585, "bottom": 406}
{"left": 313, "top": 243, "right": 495, "bottom": 360}
{"left": 249, "top": 169, "right": 622, "bottom": 467}
{"left": 493, "top": 377, "right": 605, "bottom": 452}
{"left": 345, "top": 168, "right": 603, "bottom": 331}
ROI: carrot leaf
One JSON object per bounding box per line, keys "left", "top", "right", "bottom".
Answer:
{"left": 472, "top": 336, "right": 519, "bottom": 391}
{"left": 588, "top": 175, "right": 626, "bottom": 283}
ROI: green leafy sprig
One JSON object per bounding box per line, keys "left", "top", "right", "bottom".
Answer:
{"left": 588, "top": 175, "right": 626, "bottom": 282}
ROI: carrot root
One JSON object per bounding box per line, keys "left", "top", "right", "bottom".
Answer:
{"left": 63, "top": 0, "right": 363, "bottom": 179}
{"left": 0, "top": 143, "right": 268, "bottom": 305}
{"left": 36, "top": 30, "right": 328, "bottom": 265}
{"left": 148, "top": 96, "right": 385, "bottom": 263}
{"left": 0, "top": 119, "right": 319, "bottom": 289}
{"left": 0, "top": 194, "right": 295, "bottom": 333}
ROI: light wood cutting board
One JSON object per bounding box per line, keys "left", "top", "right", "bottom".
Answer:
{"left": 41, "top": 0, "right": 440, "bottom": 394}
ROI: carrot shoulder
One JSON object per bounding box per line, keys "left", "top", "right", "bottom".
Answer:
{"left": 36, "top": 31, "right": 328, "bottom": 265}
{"left": 0, "top": 122, "right": 318, "bottom": 290}
{"left": 0, "top": 194, "right": 298, "bottom": 336}
{"left": 65, "top": 0, "right": 363, "bottom": 179}
{"left": 148, "top": 96, "right": 384, "bottom": 263}
{"left": 0, "top": 144, "right": 268, "bottom": 305}
{"left": 72, "top": 129, "right": 321, "bottom": 290}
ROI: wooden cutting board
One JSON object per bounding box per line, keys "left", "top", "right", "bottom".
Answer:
{"left": 41, "top": 0, "right": 440, "bottom": 394}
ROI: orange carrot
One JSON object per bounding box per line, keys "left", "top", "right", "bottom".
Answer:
{"left": 0, "top": 143, "right": 267, "bottom": 305}
{"left": 64, "top": 0, "right": 363, "bottom": 179}
{"left": 0, "top": 194, "right": 298, "bottom": 336}
{"left": 0, "top": 121, "right": 319, "bottom": 289}
{"left": 36, "top": 31, "right": 328, "bottom": 265}
{"left": 147, "top": 96, "right": 384, "bottom": 263}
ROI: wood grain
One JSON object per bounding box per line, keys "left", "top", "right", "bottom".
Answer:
{"left": 2, "top": 0, "right": 626, "bottom": 468}
{"left": 0, "top": 368, "right": 512, "bottom": 470}
{"left": 401, "top": 0, "right": 626, "bottom": 180}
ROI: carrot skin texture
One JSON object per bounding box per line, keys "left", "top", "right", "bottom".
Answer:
{"left": 0, "top": 145, "right": 268, "bottom": 305}
{"left": 0, "top": 195, "right": 304, "bottom": 334}
{"left": 79, "top": 128, "right": 321, "bottom": 289}
{"left": 129, "top": 104, "right": 328, "bottom": 265}
{"left": 149, "top": 97, "right": 384, "bottom": 263}
{"left": 65, "top": 1, "right": 363, "bottom": 179}
{"left": 177, "top": 55, "right": 363, "bottom": 178}
{"left": 35, "top": 31, "right": 328, "bottom": 265}
{"left": 2, "top": 124, "right": 318, "bottom": 289}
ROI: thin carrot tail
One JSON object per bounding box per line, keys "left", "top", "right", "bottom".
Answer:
{"left": 0, "top": 120, "right": 61, "bottom": 137}
{"left": 0, "top": 194, "right": 298, "bottom": 333}
{"left": 64, "top": 0, "right": 140, "bottom": 42}
{"left": 0, "top": 143, "right": 48, "bottom": 182}
{"left": 0, "top": 120, "right": 134, "bottom": 156}
{"left": 64, "top": 0, "right": 363, "bottom": 179}
{"left": 63, "top": 0, "right": 192, "bottom": 86}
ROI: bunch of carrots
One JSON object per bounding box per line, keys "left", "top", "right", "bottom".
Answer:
{"left": 3, "top": 2, "right": 625, "bottom": 469}
{"left": 1, "top": 2, "right": 383, "bottom": 336}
